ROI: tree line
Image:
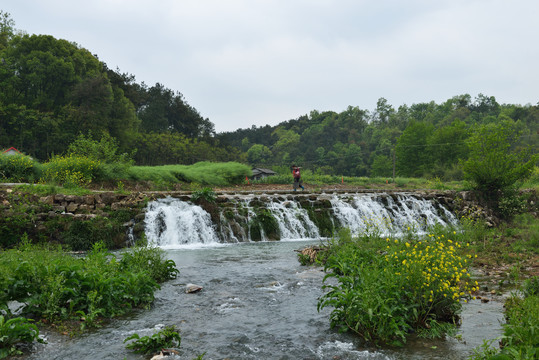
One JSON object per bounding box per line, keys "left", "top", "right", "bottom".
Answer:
{"left": 217, "top": 95, "right": 538, "bottom": 180}
{"left": 0, "top": 10, "right": 537, "bottom": 181}
{"left": 0, "top": 11, "right": 242, "bottom": 165}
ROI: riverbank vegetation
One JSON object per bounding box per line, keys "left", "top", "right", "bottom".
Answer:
{"left": 0, "top": 241, "right": 178, "bottom": 358}
{"left": 317, "top": 227, "right": 477, "bottom": 346}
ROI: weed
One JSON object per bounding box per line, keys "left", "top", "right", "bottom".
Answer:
{"left": 124, "top": 325, "right": 181, "bottom": 354}
{"left": 0, "top": 315, "right": 44, "bottom": 358}
{"left": 191, "top": 187, "right": 216, "bottom": 203}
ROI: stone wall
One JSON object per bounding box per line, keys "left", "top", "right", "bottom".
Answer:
{"left": 1, "top": 187, "right": 536, "bottom": 249}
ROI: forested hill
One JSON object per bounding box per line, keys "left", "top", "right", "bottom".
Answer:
{"left": 0, "top": 11, "right": 242, "bottom": 165}
{"left": 217, "top": 96, "right": 538, "bottom": 179}
{"left": 0, "top": 11, "right": 537, "bottom": 180}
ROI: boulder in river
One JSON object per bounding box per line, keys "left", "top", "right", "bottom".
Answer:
{"left": 185, "top": 283, "right": 203, "bottom": 293}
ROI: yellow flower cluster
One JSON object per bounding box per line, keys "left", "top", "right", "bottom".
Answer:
{"left": 43, "top": 155, "right": 101, "bottom": 187}
{"left": 385, "top": 235, "right": 478, "bottom": 305}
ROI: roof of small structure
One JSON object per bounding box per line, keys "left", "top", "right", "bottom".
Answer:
{"left": 252, "top": 167, "right": 277, "bottom": 175}
{"left": 2, "top": 147, "right": 22, "bottom": 154}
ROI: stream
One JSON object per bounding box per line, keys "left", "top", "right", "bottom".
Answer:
{"left": 26, "top": 240, "right": 504, "bottom": 360}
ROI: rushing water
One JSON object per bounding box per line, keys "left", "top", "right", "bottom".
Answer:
{"left": 144, "top": 193, "right": 458, "bottom": 245}
{"left": 25, "top": 194, "right": 504, "bottom": 359}
{"left": 26, "top": 241, "right": 504, "bottom": 360}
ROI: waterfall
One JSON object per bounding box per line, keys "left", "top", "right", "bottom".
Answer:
{"left": 330, "top": 193, "right": 458, "bottom": 237}
{"left": 266, "top": 199, "right": 320, "bottom": 240}
{"left": 145, "top": 196, "right": 219, "bottom": 248}
{"left": 143, "top": 192, "right": 459, "bottom": 247}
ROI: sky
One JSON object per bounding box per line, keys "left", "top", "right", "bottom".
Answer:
{"left": 2, "top": 1, "right": 539, "bottom": 133}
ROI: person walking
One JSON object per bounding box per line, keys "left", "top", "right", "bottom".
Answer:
{"left": 291, "top": 165, "right": 305, "bottom": 191}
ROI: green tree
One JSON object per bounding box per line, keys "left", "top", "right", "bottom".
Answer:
{"left": 67, "top": 132, "right": 133, "bottom": 164}
{"left": 462, "top": 119, "right": 537, "bottom": 195}
{"left": 371, "top": 155, "right": 393, "bottom": 177}
{"left": 247, "top": 144, "right": 272, "bottom": 166}
{"left": 0, "top": 10, "right": 15, "bottom": 50}
{"left": 395, "top": 121, "right": 434, "bottom": 177}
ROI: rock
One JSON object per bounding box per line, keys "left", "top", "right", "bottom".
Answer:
{"left": 185, "top": 283, "right": 203, "bottom": 293}
{"left": 66, "top": 202, "right": 79, "bottom": 213}
{"left": 481, "top": 298, "right": 490, "bottom": 303}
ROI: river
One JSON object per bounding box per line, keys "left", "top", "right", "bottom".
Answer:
{"left": 26, "top": 240, "right": 504, "bottom": 360}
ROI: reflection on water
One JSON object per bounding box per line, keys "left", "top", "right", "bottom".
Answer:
{"left": 25, "top": 241, "right": 503, "bottom": 360}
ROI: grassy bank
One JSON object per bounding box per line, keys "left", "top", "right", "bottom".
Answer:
{"left": 0, "top": 242, "right": 178, "bottom": 358}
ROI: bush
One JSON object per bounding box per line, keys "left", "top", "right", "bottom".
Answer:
{"left": 0, "top": 154, "right": 42, "bottom": 183}
{"left": 318, "top": 229, "right": 477, "bottom": 346}
{"left": 462, "top": 120, "right": 537, "bottom": 197}
{"left": 42, "top": 155, "right": 102, "bottom": 187}
{"left": 67, "top": 132, "right": 134, "bottom": 165}
{"left": 0, "top": 315, "right": 44, "bottom": 358}
{"left": 191, "top": 187, "right": 216, "bottom": 203}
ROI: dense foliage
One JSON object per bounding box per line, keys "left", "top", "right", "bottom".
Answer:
{"left": 218, "top": 96, "right": 537, "bottom": 182}
{"left": 318, "top": 228, "right": 477, "bottom": 346}
{"left": 0, "top": 242, "right": 178, "bottom": 327}
{"left": 0, "top": 315, "right": 43, "bottom": 358}
{"left": 0, "top": 242, "right": 178, "bottom": 356}
{"left": 0, "top": 11, "right": 239, "bottom": 165}
{"left": 1, "top": 11, "right": 536, "bottom": 184}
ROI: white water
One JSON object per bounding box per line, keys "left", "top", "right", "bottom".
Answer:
{"left": 266, "top": 199, "right": 320, "bottom": 240}
{"left": 330, "top": 193, "right": 458, "bottom": 237}
{"left": 144, "top": 193, "right": 459, "bottom": 248}
{"left": 144, "top": 197, "right": 219, "bottom": 249}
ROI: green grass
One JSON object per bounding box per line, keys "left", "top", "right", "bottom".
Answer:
{"left": 128, "top": 161, "right": 251, "bottom": 187}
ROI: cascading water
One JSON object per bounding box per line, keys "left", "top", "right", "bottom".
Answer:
{"left": 330, "top": 193, "right": 458, "bottom": 237}
{"left": 266, "top": 199, "right": 320, "bottom": 240}
{"left": 27, "top": 192, "right": 501, "bottom": 360}
{"left": 144, "top": 196, "right": 219, "bottom": 248}
{"left": 144, "top": 192, "right": 459, "bottom": 247}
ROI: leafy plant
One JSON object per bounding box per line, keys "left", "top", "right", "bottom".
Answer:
{"left": 0, "top": 315, "right": 44, "bottom": 359}
{"left": 318, "top": 229, "right": 477, "bottom": 346}
{"left": 522, "top": 276, "right": 539, "bottom": 298}
{"left": 0, "top": 242, "right": 178, "bottom": 333}
{"left": 0, "top": 153, "right": 42, "bottom": 183}
{"left": 124, "top": 325, "right": 181, "bottom": 354}
{"left": 191, "top": 187, "right": 216, "bottom": 203}
{"left": 42, "top": 155, "right": 102, "bottom": 187}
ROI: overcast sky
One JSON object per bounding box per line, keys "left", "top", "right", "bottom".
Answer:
{"left": 3, "top": 1, "right": 538, "bottom": 132}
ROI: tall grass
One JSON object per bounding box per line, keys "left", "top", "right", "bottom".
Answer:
{"left": 129, "top": 161, "right": 251, "bottom": 186}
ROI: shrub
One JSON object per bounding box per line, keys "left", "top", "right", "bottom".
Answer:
{"left": 0, "top": 154, "right": 42, "bottom": 183}
{"left": 191, "top": 187, "right": 216, "bottom": 203}
{"left": 0, "top": 242, "right": 178, "bottom": 331}
{"left": 42, "top": 155, "right": 102, "bottom": 187}
{"left": 119, "top": 246, "right": 179, "bottom": 283}
{"left": 67, "top": 132, "right": 134, "bottom": 165}
{"left": 462, "top": 120, "right": 537, "bottom": 197}
{"left": 124, "top": 325, "right": 181, "bottom": 354}
{"left": 318, "top": 230, "right": 477, "bottom": 346}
